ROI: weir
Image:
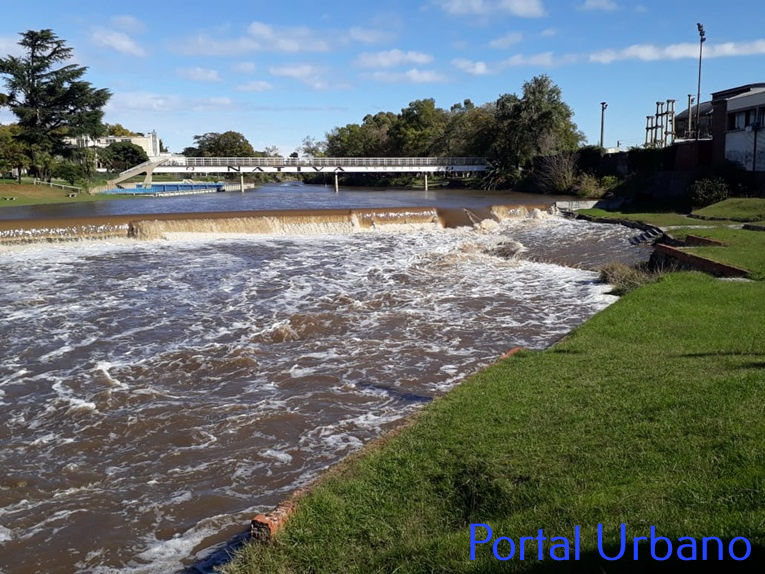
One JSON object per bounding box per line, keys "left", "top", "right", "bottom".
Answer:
{"left": 0, "top": 205, "right": 557, "bottom": 244}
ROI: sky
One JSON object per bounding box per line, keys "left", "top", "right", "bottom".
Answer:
{"left": 1, "top": 0, "right": 764, "bottom": 156}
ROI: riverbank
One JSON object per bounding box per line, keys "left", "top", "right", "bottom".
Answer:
{"left": 222, "top": 202, "right": 765, "bottom": 573}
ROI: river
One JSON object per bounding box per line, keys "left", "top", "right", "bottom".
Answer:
{"left": 0, "top": 185, "right": 647, "bottom": 573}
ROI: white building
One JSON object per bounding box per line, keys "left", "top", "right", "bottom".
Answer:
{"left": 66, "top": 130, "right": 162, "bottom": 159}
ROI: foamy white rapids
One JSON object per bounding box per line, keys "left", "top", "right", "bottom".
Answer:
{"left": 0, "top": 217, "right": 647, "bottom": 573}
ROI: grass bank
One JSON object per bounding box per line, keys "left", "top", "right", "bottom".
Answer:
{"left": 0, "top": 182, "right": 133, "bottom": 207}
{"left": 692, "top": 198, "right": 765, "bottom": 222}
{"left": 223, "top": 270, "right": 765, "bottom": 573}
{"left": 222, "top": 198, "right": 765, "bottom": 573}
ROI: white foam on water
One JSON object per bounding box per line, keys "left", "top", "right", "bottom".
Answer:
{"left": 0, "top": 525, "right": 13, "bottom": 543}
{"left": 0, "top": 214, "right": 648, "bottom": 573}
{"left": 260, "top": 449, "right": 294, "bottom": 464}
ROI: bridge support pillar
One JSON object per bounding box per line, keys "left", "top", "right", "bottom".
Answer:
{"left": 240, "top": 173, "right": 245, "bottom": 193}
{"left": 424, "top": 173, "right": 428, "bottom": 191}
{"left": 334, "top": 173, "right": 339, "bottom": 193}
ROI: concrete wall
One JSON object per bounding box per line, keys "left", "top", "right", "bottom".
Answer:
{"left": 725, "top": 129, "right": 765, "bottom": 172}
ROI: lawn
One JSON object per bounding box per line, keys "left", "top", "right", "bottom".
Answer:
{"left": 577, "top": 208, "right": 703, "bottom": 228}
{"left": 692, "top": 198, "right": 765, "bottom": 222}
{"left": 222, "top": 272, "right": 765, "bottom": 573}
{"left": 0, "top": 182, "right": 132, "bottom": 207}
{"left": 669, "top": 227, "right": 765, "bottom": 281}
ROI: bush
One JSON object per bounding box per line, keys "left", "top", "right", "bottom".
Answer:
{"left": 572, "top": 173, "right": 606, "bottom": 199}
{"left": 599, "top": 262, "right": 664, "bottom": 296}
{"left": 688, "top": 177, "right": 730, "bottom": 208}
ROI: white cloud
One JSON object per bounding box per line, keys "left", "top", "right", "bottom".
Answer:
{"left": 110, "top": 15, "right": 146, "bottom": 34}
{"left": 176, "top": 22, "right": 330, "bottom": 56}
{"left": 90, "top": 27, "right": 146, "bottom": 57}
{"left": 500, "top": 52, "right": 578, "bottom": 67}
{"left": 540, "top": 28, "right": 557, "bottom": 37}
{"left": 348, "top": 27, "right": 393, "bottom": 45}
{"left": 368, "top": 68, "right": 447, "bottom": 83}
{"left": 579, "top": 0, "right": 618, "bottom": 11}
{"left": 233, "top": 62, "right": 257, "bottom": 73}
{"left": 269, "top": 64, "right": 329, "bottom": 89}
{"left": 499, "top": 0, "right": 546, "bottom": 17}
{"left": 177, "top": 67, "right": 222, "bottom": 82}
{"left": 247, "top": 21, "right": 331, "bottom": 53}
{"left": 0, "top": 36, "right": 24, "bottom": 57}
{"left": 237, "top": 80, "right": 274, "bottom": 92}
{"left": 589, "top": 39, "right": 765, "bottom": 63}
{"left": 435, "top": 0, "right": 545, "bottom": 17}
{"left": 355, "top": 49, "right": 433, "bottom": 68}
{"left": 453, "top": 58, "right": 492, "bottom": 75}
{"left": 489, "top": 32, "right": 524, "bottom": 49}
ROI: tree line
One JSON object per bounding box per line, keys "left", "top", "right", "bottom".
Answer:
{"left": 0, "top": 28, "right": 589, "bottom": 192}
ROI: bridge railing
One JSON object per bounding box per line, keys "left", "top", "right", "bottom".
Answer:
{"left": 167, "top": 156, "right": 487, "bottom": 168}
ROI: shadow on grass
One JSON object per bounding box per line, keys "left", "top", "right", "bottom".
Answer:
{"left": 470, "top": 540, "right": 765, "bottom": 573}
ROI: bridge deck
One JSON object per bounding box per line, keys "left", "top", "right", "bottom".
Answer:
{"left": 146, "top": 156, "right": 488, "bottom": 175}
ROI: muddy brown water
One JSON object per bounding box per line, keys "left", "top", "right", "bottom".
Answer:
{"left": 0, "top": 187, "right": 649, "bottom": 573}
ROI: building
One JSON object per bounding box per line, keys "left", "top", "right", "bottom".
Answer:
{"left": 66, "top": 130, "right": 162, "bottom": 159}
{"left": 674, "top": 101, "right": 713, "bottom": 140}
{"left": 710, "top": 83, "right": 765, "bottom": 171}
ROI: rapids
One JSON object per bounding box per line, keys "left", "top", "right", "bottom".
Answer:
{"left": 0, "top": 213, "right": 647, "bottom": 573}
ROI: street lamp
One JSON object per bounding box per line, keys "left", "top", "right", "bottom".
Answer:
{"left": 600, "top": 101, "right": 608, "bottom": 150}
{"left": 695, "top": 23, "right": 706, "bottom": 141}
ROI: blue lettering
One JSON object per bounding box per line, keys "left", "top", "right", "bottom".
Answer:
{"left": 519, "top": 536, "right": 533, "bottom": 560}
{"left": 574, "top": 525, "right": 580, "bottom": 560}
{"left": 650, "top": 526, "right": 672, "bottom": 561}
{"left": 729, "top": 537, "right": 751, "bottom": 561}
{"left": 470, "top": 524, "right": 492, "bottom": 561}
{"left": 535, "top": 529, "right": 547, "bottom": 560}
{"left": 598, "top": 523, "right": 626, "bottom": 560}
{"left": 677, "top": 537, "right": 697, "bottom": 561}
{"left": 632, "top": 536, "right": 647, "bottom": 560}
{"left": 493, "top": 537, "right": 516, "bottom": 561}
{"left": 702, "top": 537, "right": 723, "bottom": 560}
{"left": 550, "top": 537, "right": 569, "bottom": 560}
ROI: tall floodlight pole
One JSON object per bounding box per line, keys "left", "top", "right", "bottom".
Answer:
{"left": 695, "top": 23, "right": 706, "bottom": 141}
{"left": 600, "top": 102, "right": 608, "bottom": 150}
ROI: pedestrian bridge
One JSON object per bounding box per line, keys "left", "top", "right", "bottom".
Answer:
{"left": 110, "top": 156, "right": 489, "bottom": 190}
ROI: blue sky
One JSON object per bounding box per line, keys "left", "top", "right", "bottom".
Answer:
{"left": 1, "top": 0, "right": 764, "bottom": 156}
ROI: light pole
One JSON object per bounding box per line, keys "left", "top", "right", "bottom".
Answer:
{"left": 695, "top": 23, "right": 706, "bottom": 141}
{"left": 600, "top": 101, "right": 608, "bottom": 150}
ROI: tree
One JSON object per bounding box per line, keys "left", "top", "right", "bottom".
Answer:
{"left": 105, "top": 141, "right": 148, "bottom": 171}
{"left": 183, "top": 131, "right": 256, "bottom": 157}
{"left": 104, "top": 123, "right": 137, "bottom": 137}
{"left": 492, "top": 75, "right": 583, "bottom": 175}
{"left": 299, "top": 135, "right": 325, "bottom": 158}
{"left": 388, "top": 99, "right": 448, "bottom": 156}
{"left": 0, "top": 124, "right": 29, "bottom": 182}
{"left": 0, "top": 29, "right": 111, "bottom": 167}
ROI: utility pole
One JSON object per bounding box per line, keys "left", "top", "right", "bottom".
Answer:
{"left": 600, "top": 102, "right": 608, "bottom": 150}
{"left": 695, "top": 23, "right": 706, "bottom": 141}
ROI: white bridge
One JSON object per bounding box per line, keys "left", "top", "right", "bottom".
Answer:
{"left": 110, "top": 156, "right": 489, "bottom": 191}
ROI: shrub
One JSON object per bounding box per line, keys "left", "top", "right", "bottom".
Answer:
{"left": 572, "top": 173, "right": 606, "bottom": 199}
{"left": 688, "top": 177, "right": 730, "bottom": 208}
{"left": 599, "top": 262, "right": 664, "bottom": 296}
{"left": 535, "top": 152, "right": 578, "bottom": 194}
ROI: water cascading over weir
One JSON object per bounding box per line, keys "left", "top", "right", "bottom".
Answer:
{"left": 0, "top": 205, "right": 551, "bottom": 244}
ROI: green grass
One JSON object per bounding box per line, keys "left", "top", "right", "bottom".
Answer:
{"left": 222, "top": 272, "right": 765, "bottom": 573}
{"left": 0, "top": 182, "right": 133, "bottom": 207}
{"left": 692, "top": 198, "right": 765, "bottom": 222}
{"left": 669, "top": 227, "right": 765, "bottom": 280}
{"left": 577, "top": 208, "right": 703, "bottom": 228}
